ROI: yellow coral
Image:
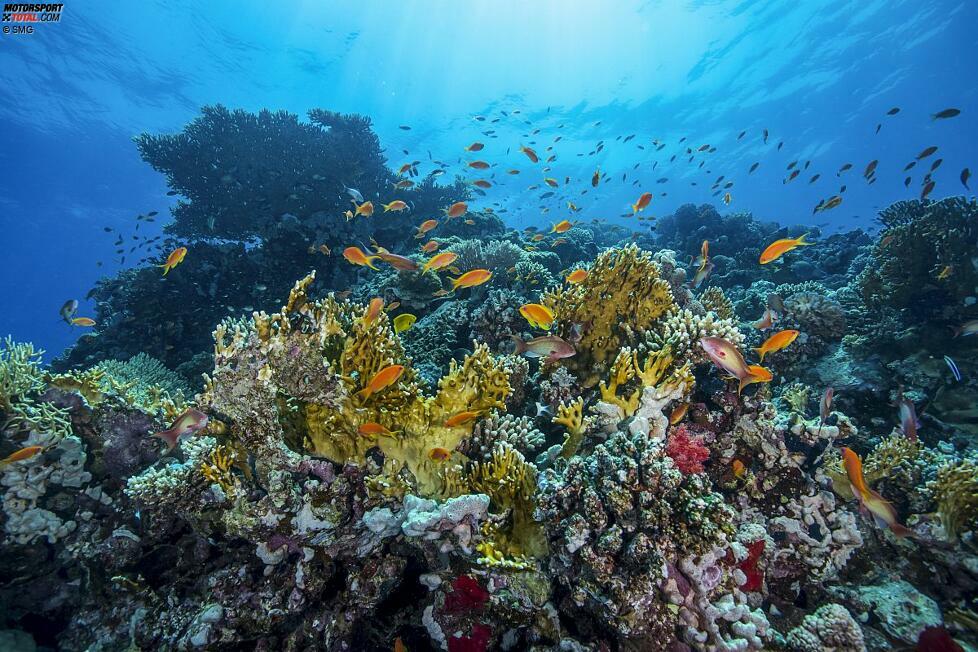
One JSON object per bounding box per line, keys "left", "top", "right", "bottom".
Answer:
{"left": 555, "top": 397, "right": 587, "bottom": 459}
{"left": 200, "top": 445, "right": 239, "bottom": 496}
{"left": 542, "top": 245, "right": 674, "bottom": 386}
{"left": 206, "top": 273, "right": 513, "bottom": 499}
{"left": 598, "top": 346, "right": 689, "bottom": 419}
{"left": 930, "top": 459, "right": 978, "bottom": 541}
{"left": 448, "top": 443, "right": 546, "bottom": 564}
{"left": 701, "top": 286, "right": 734, "bottom": 320}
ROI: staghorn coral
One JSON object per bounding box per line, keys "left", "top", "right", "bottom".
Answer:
{"left": 701, "top": 286, "right": 735, "bottom": 320}
{"left": 461, "top": 412, "right": 546, "bottom": 461}
{"left": 543, "top": 244, "right": 675, "bottom": 386}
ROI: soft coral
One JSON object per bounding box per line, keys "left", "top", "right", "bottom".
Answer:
{"left": 665, "top": 426, "right": 710, "bottom": 474}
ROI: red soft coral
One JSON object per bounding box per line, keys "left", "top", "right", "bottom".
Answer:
{"left": 738, "top": 539, "right": 765, "bottom": 592}
{"left": 665, "top": 426, "right": 710, "bottom": 474}
{"left": 448, "top": 624, "right": 492, "bottom": 652}
{"left": 443, "top": 575, "right": 489, "bottom": 614}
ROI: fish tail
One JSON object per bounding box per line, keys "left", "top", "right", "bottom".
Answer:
{"left": 356, "top": 387, "right": 372, "bottom": 400}
{"left": 631, "top": 202, "right": 639, "bottom": 214}
{"left": 797, "top": 232, "right": 815, "bottom": 246}
{"left": 161, "top": 264, "right": 170, "bottom": 276}
{"left": 365, "top": 256, "right": 381, "bottom": 271}
{"left": 754, "top": 348, "right": 766, "bottom": 362}
{"left": 508, "top": 335, "right": 527, "bottom": 355}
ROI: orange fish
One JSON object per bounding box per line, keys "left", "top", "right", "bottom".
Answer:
{"left": 444, "top": 411, "right": 483, "bottom": 428}
{"left": 841, "top": 447, "right": 912, "bottom": 537}
{"left": 632, "top": 192, "right": 653, "bottom": 213}
{"left": 357, "top": 364, "right": 405, "bottom": 400}
{"left": 550, "top": 237, "right": 568, "bottom": 247}
{"left": 358, "top": 422, "right": 397, "bottom": 438}
{"left": 732, "top": 459, "right": 747, "bottom": 479}
{"left": 420, "top": 240, "right": 440, "bottom": 253}
{"left": 468, "top": 160, "right": 490, "bottom": 170}
{"left": 551, "top": 220, "right": 572, "bottom": 233}
{"left": 519, "top": 145, "right": 539, "bottom": 163}
{"left": 739, "top": 365, "right": 773, "bottom": 393}
{"left": 0, "top": 445, "right": 44, "bottom": 467}
{"left": 343, "top": 246, "right": 381, "bottom": 270}
{"left": 445, "top": 269, "right": 492, "bottom": 293}
{"left": 415, "top": 219, "right": 439, "bottom": 238}
{"left": 531, "top": 234, "right": 545, "bottom": 242}
{"left": 472, "top": 180, "right": 492, "bottom": 189}
{"left": 445, "top": 202, "right": 468, "bottom": 218}
{"left": 507, "top": 169, "right": 521, "bottom": 175}
{"left": 543, "top": 178, "right": 558, "bottom": 188}
{"left": 397, "top": 163, "right": 414, "bottom": 175}
{"left": 565, "top": 269, "right": 588, "bottom": 284}
{"left": 698, "top": 240, "right": 709, "bottom": 267}
{"left": 669, "top": 403, "right": 689, "bottom": 425}
{"left": 151, "top": 408, "right": 209, "bottom": 452}
{"left": 393, "top": 180, "right": 414, "bottom": 189}
{"left": 394, "top": 637, "right": 408, "bottom": 652}
{"left": 375, "top": 248, "right": 419, "bottom": 272}
{"left": 159, "top": 246, "right": 187, "bottom": 275}
{"left": 353, "top": 200, "right": 375, "bottom": 218}
{"left": 591, "top": 169, "right": 600, "bottom": 187}
{"left": 751, "top": 309, "right": 776, "bottom": 330}
{"left": 428, "top": 447, "right": 452, "bottom": 461}
{"left": 754, "top": 329, "right": 799, "bottom": 362}
{"left": 422, "top": 251, "right": 458, "bottom": 275}
{"left": 382, "top": 200, "right": 408, "bottom": 213}
{"left": 71, "top": 317, "right": 96, "bottom": 327}
{"left": 464, "top": 142, "right": 484, "bottom": 152}
{"left": 759, "top": 233, "right": 813, "bottom": 264}
{"left": 365, "top": 297, "right": 384, "bottom": 325}
{"left": 519, "top": 303, "right": 555, "bottom": 329}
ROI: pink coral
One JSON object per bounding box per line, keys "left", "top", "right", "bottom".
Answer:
{"left": 665, "top": 426, "right": 710, "bottom": 474}
{"left": 448, "top": 624, "right": 491, "bottom": 652}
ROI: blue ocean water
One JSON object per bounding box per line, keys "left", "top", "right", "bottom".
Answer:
{"left": 0, "top": 0, "right": 975, "bottom": 360}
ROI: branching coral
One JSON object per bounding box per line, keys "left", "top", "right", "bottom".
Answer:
{"left": 0, "top": 336, "right": 45, "bottom": 413}
{"left": 640, "top": 307, "right": 743, "bottom": 365}
{"left": 542, "top": 244, "right": 675, "bottom": 386}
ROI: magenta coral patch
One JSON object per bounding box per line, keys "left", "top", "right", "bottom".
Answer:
{"left": 448, "top": 623, "right": 492, "bottom": 652}
{"left": 737, "top": 539, "right": 766, "bottom": 592}
{"left": 665, "top": 426, "right": 710, "bottom": 474}
{"left": 443, "top": 575, "right": 490, "bottom": 614}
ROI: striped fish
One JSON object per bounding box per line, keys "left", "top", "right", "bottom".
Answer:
{"left": 944, "top": 355, "right": 962, "bottom": 382}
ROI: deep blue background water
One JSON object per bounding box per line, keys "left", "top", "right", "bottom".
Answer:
{"left": 1, "top": 0, "right": 976, "bottom": 360}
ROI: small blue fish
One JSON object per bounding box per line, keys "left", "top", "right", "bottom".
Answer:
{"left": 944, "top": 355, "right": 962, "bottom": 382}
{"left": 342, "top": 184, "right": 364, "bottom": 204}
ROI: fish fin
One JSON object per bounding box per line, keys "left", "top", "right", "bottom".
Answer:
{"left": 888, "top": 521, "right": 913, "bottom": 538}
{"left": 797, "top": 232, "right": 815, "bottom": 246}
{"left": 753, "top": 348, "right": 766, "bottom": 362}
{"left": 508, "top": 335, "right": 527, "bottom": 355}
{"left": 151, "top": 428, "right": 180, "bottom": 452}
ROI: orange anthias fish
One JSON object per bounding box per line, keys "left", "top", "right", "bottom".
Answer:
{"left": 632, "top": 192, "right": 653, "bottom": 213}
{"left": 71, "top": 317, "right": 97, "bottom": 327}
{"left": 437, "top": 269, "right": 492, "bottom": 295}
{"left": 353, "top": 200, "right": 375, "bottom": 217}
{"left": 464, "top": 142, "right": 484, "bottom": 152}
{"left": 428, "top": 447, "right": 452, "bottom": 461}
{"left": 759, "top": 233, "right": 814, "bottom": 264}
{"left": 445, "top": 202, "right": 468, "bottom": 218}
{"left": 420, "top": 240, "right": 440, "bottom": 253}
{"left": 394, "top": 636, "right": 408, "bottom": 652}
{"left": 468, "top": 160, "right": 490, "bottom": 170}
{"left": 842, "top": 447, "right": 912, "bottom": 538}
{"left": 151, "top": 408, "right": 209, "bottom": 452}
{"left": 375, "top": 248, "right": 419, "bottom": 272}
{"left": 754, "top": 329, "right": 799, "bottom": 362}
{"left": 669, "top": 403, "right": 689, "bottom": 425}
{"left": 551, "top": 220, "right": 572, "bottom": 233}
{"left": 732, "top": 459, "right": 747, "bottom": 480}
{"left": 365, "top": 297, "right": 384, "bottom": 325}
{"left": 700, "top": 337, "right": 764, "bottom": 394}
{"left": 343, "top": 246, "right": 381, "bottom": 270}
{"left": 358, "top": 422, "right": 397, "bottom": 438}
{"left": 751, "top": 308, "right": 777, "bottom": 330}
{"left": 415, "top": 219, "right": 438, "bottom": 238}
{"left": 159, "top": 246, "right": 187, "bottom": 275}
{"left": 422, "top": 251, "right": 458, "bottom": 275}
{"left": 382, "top": 200, "right": 408, "bottom": 213}
{"left": 357, "top": 364, "right": 405, "bottom": 400}
{"left": 591, "top": 169, "right": 600, "bottom": 187}
{"left": 739, "top": 365, "right": 773, "bottom": 393}
{"left": 0, "top": 445, "right": 45, "bottom": 467}
{"left": 444, "top": 411, "right": 483, "bottom": 428}
{"left": 472, "top": 180, "right": 492, "bottom": 189}
{"left": 565, "top": 269, "right": 588, "bottom": 284}
{"left": 519, "top": 303, "right": 555, "bottom": 329}
{"left": 520, "top": 145, "right": 539, "bottom": 163}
